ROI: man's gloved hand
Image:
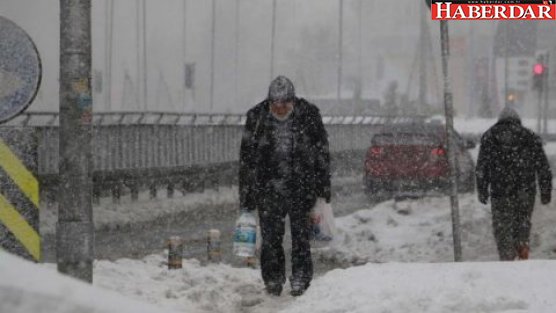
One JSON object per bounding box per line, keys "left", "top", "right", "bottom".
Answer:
{"left": 240, "top": 207, "right": 253, "bottom": 213}
{"left": 309, "top": 211, "right": 322, "bottom": 225}
{"left": 478, "top": 193, "right": 488, "bottom": 205}
{"left": 309, "top": 197, "right": 327, "bottom": 225}
{"left": 318, "top": 196, "right": 330, "bottom": 204}
{"left": 541, "top": 192, "right": 551, "bottom": 205}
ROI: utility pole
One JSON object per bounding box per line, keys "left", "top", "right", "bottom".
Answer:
{"left": 210, "top": 0, "right": 216, "bottom": 112}
{"left": 337, "top": 0, "right": 344, "bottom": 104}
{"left": 58, "top": 0, "right": 94, "bottom": 282}
{"left": 440, "top": 20, "right": 462, "bottom": 262}
{"left": 536, "top": 53, "right": 545, "bottom": 134}
{"left": 467, "top": 23, "right": 475, "bottom": 117}
{"left": 543, "top": 51, "right": 550, "bottom": 137}
{"left": 141, "top": 0, "right": 148, "bottom": 111}
{"left": 270, "top": 0, "right": 277, "bottom": 81}
{"left": 104, "top": 0, "right": 113, "bottom": 111}
{"left": 235, "top": 0, "right": 240, "bottom": 108}
{"left": 136, "top": 1, "right": 141, "bottom": 111}
{"left": 183, "top": 0, "right": 188, "bottom": 110}
{"left": 418, "top": 3, "right": 428, "bottom": 112}
{"left": 357, "top": 0, "right": 363, "bottom": 97}
{"left": 504, "top": 22, "right": 509, "bottom": 109}
{"left": 135, "top": 0, "right": 148, "bottom": 111}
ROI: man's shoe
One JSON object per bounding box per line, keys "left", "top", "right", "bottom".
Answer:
{"left": 265, "top": 282, "right": 283, "bottom": 296}
{"left": 517, "top": 244, "right": 529, "bottom": 260}
{"left": 290, "top": 280, "right": 310, "bottom": 297}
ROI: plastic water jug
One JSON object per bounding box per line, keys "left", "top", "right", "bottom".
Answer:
{"left": 233, "top": 212, "right": 257, "bottom": 257}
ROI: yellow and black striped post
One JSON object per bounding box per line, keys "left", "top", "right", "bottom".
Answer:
{"left": 0, "top": 128, "right": 40, "bottom": 261}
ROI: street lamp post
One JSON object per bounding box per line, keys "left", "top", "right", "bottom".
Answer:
{"left": 270, "top": 0, "right": 277, "bottom": 80}
{"left": 104, "top": 0, "right": 113, "bottom": 111}
{"left": 210, "top": 0, "right": 216, "bottom": 112}
{"left": 424, "top": 0, "right": 462, "bottom": 262}
{"left": 58, "top": 0, "right": 94, "bottom": 282}
{"left": 440, "top": 19, "right": 462, "bottom": 262}
{"left": 337, "top": 0, "right": 344, "bottom": 104}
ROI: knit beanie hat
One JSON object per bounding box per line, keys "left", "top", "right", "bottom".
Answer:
{"left": 268, "top": 76, "right": 295, "bottom": 102}
{"left": 498, "top": 106, "right": 521, "bottom": 123}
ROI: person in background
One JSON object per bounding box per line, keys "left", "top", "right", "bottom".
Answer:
{"left": 239, "top": 76, "right": 331, "bottom": 296}
{"left": 476, "top": 106, "right": 552, "bottom": 261}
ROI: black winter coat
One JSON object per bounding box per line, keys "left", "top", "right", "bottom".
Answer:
{"left": 476, "top": 117, "right": 552, "bottom": 202}
{"left": 239, "top": 98, "right": 331, "bottom": 212}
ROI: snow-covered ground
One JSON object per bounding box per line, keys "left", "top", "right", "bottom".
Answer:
{"left": 318, "top": 194, "right": 556, "bottom": 265}
{"left": 4, "top": 190, "right": 556, "bottom": 313}
{"left": 0, "top": 250, "right": 180, "bottom": 313}
{"left": 89, "top": 193, "right": 555, "bottom": 313}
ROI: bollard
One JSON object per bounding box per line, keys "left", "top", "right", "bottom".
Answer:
{"left": 207, "top": 229, "right": 221, "bottom": 263}
{"left": 149, "top": 183, "right": 157, "bottom": 199}
{"left": 130, "top": 183, "right": 139, "bottom": 202}
{"left": 245, "top": 256, "right": 257, "bottom": 269}
{"left": 111, "top": 182, "right": 121, "bottom": 204}
{"left": 167, "top": 236, "right": 183, "bottom": 269}
{"left": 167, "top": 182, "right": 174, "bottom": 199}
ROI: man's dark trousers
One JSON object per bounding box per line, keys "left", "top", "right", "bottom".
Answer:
{"left": 258, "top": 190, "right": 313, "bottom": 286}
{"left": 491, "top": 192, "right": 535, "bottom": 261}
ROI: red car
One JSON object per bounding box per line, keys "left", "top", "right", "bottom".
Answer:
{"left": 363, "top": 123, "right": 476, "bottom": 199}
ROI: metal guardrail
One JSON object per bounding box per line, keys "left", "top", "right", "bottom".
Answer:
{"left": 36, "top": 123, "right": 371, "bottom": 175}
{"left": 2, "top": 111, "right": 247, "bottom": 126}
{"left": 3, "top": 111, "right": 429, "bottom": 126}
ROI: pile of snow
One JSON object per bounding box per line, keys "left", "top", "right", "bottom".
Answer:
{"left": 279, "top": 261, "right": 556, "bottom": 313}
{"left": 94, "top": 254, "right": 263, "bottom": 313}
{"left": 0, "top": 250, "right": 180, "bottom": 313}
{"left": 316, "top": 193, "right": 556, "bottom": 266}
{"left": 91, "top": 254, "right": 556, "bottom": 313}
{"left": 7, "top": 245, "right": 556, "bottom": 313}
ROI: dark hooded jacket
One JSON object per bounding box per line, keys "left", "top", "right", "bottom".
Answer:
{"left": 476, "top": 112, "right": 552, "bottom": 202}
{"left": 239, "top": 98, "right": 331, "bottom": 212}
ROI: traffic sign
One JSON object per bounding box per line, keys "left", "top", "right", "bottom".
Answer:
{"left": 0, "top": 128, "right": 40, "bottom": 261}
{"left": 0, "top": 16, "right": 42, "bottom": 124}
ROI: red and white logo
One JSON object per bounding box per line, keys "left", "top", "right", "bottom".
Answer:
{"left": 431, "top": 1, "right": 556, "bottom": 20}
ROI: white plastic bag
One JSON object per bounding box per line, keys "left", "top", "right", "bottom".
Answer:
{"left": 310, "top": 198, "right": 337, "bottom": 242}
{"left": 255, "top": 224, "right": 262, "bottom": 254}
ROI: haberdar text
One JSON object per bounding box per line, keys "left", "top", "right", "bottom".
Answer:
{"left": 431, "top": 2, "right": 555, "bottom": 20}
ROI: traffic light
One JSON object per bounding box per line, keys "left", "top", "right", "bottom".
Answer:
{"left": 507, "top": 92, "right": 516, "bottom": 103}
{"left": 532, "top": 55, "right": 546, "bottom": 91}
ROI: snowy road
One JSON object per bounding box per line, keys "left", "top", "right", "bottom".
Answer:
{"left": 41, "top": 175, "right": 376, "bottom": 271}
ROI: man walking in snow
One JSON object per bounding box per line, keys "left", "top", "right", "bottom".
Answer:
{"left": 476, "top": 107, "right": 552, "bottom": 261}
{"left": 239, "top": 76, "right": 331, "bottom": 296}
